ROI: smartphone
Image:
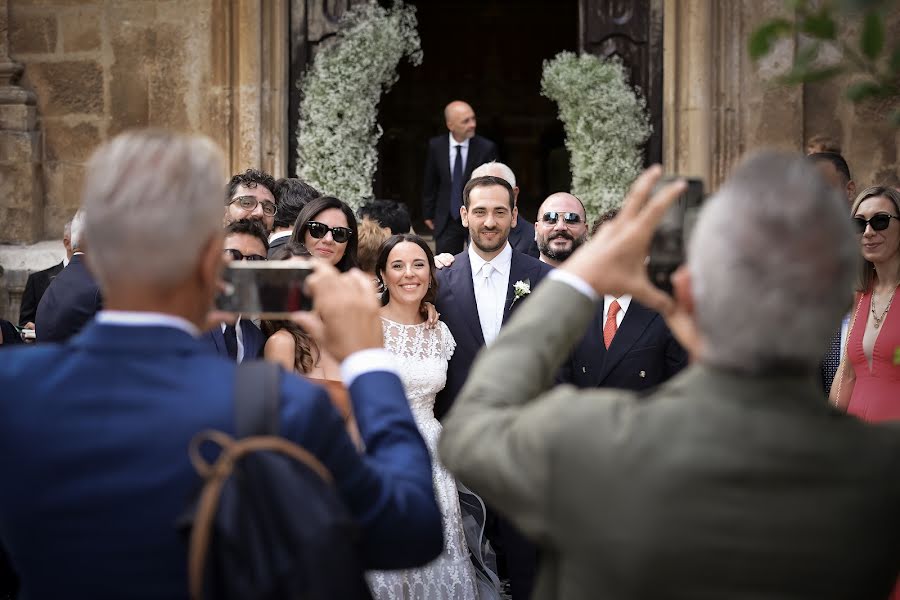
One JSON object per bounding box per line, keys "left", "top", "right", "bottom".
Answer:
{"left": 13, "top": 325, "right": 35, "bottom": 340}
{"left": 647, "top": 177, "right": 705, "bottom": 294}
{"left": 215, "top": 261, "right": 314, "bottom": 318}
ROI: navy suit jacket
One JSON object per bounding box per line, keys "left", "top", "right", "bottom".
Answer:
{"left": 559, "top": 299, "right": 688, "bottom": 391}
{"left": 508, "top": 217, "right": 539, "bottom": 258}
{"left": 18, "top": 261, "right": 63, "bottom": 326}
{"left": 422, "top": 134, "right": 498, "bottom": 238}
{"left": 0, "top": 322, "right": 442, "bottom": 598}
{"left": 202, "top": 319, "right": 266, "bottom": 361}
{"left": 434, "top": 249, "right": 553, "bottom": 420}
{"left": 34, "top": 254, "right": 102, "bottom": 343}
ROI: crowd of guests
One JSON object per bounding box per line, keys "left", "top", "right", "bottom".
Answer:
{"left": 0, "top": 109, "right": 899, "bottom": 600}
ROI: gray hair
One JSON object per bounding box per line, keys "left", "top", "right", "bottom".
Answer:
{"left": 688, "top": 150, "right": 857, "bottom": 371}
{"left": 81, "top": 130, "right": 226, "bottom": 289}
{"left": 69, "top": 210, "right": 86, "bottom": 251}
{"left": 471, "top": 161, "right": 516, "bottom": 188}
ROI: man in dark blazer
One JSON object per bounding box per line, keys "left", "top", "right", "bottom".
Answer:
{"left": 435, "top": 175, "right": 552, "bottom": 600}
{"left": 202, "top": 219, "right": 269, "bottom": 361}
{"left": 34, "top": 210, "right": 102, "bottom": 343}
{"left": 422, "top": 100, "right": 498, "bottom": 254}
{"left": 18, "top": 222, "right": 72, "bottom": 328}
{"left": 0, "top": 131, "right": 442, "bottom": 599}
{"left": 558, "top": 208, "right": 686, "bottom": 389}
{"left": 269, "top": 177, "right": 320, "bottom": 258}
{"left": 441, "top": 156, "right": 900, "bottom": 600}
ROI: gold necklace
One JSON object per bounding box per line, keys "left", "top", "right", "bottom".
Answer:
{"left": 870, "top": 285, "right": 898, "bottom": 329}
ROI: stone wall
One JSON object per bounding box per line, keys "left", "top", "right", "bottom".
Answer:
{"left": 7, "top": 0, "right": 222, "bottom": 240}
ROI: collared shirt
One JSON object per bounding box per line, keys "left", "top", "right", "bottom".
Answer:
{"left": 469, "top": 242, "right": 512, "bottom": 345}
{"left": 96, "top": 311, "right": 398, "bottom": 387}
{"left": 63, "top": 257, "right": 70, "bottom": 268}
{"left": 220, "top": 316, "right": 246, "bottom": 363}
{"left": 95, "top": 310, "right": 200, "bottom": 337}
{"left": 448, "top": 133, "right": 470, "bottom": 176}
{"left": 603, "top": 294, "right": 632, "bottom": 329}
{"left": 268, "top": 230, "right": 292, "bottom": 244}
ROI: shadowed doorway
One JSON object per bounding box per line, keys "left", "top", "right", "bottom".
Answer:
{"left": 373, "top": 0, "right": 579, "bottom": 231}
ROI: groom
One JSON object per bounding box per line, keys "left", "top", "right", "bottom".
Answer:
{"left": 435, "top": 175, "right": 552, "bottom": 600}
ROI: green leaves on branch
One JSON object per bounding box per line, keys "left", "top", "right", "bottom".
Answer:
{"left": 749, "top": 1, "right": 899, "bottom": 126}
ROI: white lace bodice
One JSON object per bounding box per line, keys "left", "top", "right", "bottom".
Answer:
{"left": 381, "top": 318, "right": 456, "bottom": 418}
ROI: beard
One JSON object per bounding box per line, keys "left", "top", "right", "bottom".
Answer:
{"left": 538, "top": 231, "right": 587, "bottom": 262}
{"left": 471, "top": 227, "right": 510, "bottom": 254}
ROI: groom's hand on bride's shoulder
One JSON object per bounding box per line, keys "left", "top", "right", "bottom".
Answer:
{"left": 290, "top": 262, "right": 383, "bottom": 362}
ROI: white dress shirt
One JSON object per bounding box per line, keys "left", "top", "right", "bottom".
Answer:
{"left": 220, "top": 317, "right": 246, "bottom": 363}
{"left": 448, "top": 133, "right": 470, "bottom": 176}
{"left": 95, "top": 310, "right": 200, "bottom": 336}
{"left": 469, "top": 242, "right": 512, "bottom": 345}
{"left": 268, "top": 230, "right": 292, "bottom": 244}
{"left": 96, "top": 311, "right": 398, "bottom": 387}
{"left": 603, "top": 294, "right": 632, "bottom": 328}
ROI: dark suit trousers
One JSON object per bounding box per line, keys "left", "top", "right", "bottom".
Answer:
{"left": 435, "top": 218, "right": 468, "bottom": 255}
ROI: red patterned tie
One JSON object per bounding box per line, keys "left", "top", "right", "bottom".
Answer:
{"left": 604, "top": 300, "right": 621, "bottom": 349}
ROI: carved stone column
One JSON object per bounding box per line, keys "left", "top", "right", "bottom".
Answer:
{"left": 0, "top": 0, "right": 43, "bottom": 245}
{"left": 211, "top": 0, "right": 289, "bottom": 177}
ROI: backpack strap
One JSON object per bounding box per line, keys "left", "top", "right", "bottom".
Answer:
{"left": 235, "top": 360, "right": 281, "bottom": 438}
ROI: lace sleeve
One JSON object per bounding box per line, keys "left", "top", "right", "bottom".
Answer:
{"left": 439, "top": 321, "right": 456, "bottom": 361}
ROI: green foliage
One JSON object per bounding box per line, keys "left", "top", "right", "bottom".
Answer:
{"left": 541, "top": 52, "right": 650, "bottom": 221}
{"left": 295, "top": 1, "right": 422, "bottom": 209}
{"left": 749, "top": 0, "right": 899, "bottom": 125}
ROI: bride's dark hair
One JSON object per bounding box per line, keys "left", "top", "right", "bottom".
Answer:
{"left": 375, "top": 234, "right": 438, "bottom": 309}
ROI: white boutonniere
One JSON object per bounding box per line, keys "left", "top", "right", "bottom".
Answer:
{"left": 510, "top": 279, "right": 531, "bottom": 308}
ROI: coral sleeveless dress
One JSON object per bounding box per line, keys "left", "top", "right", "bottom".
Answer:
{"left": 845, "top": 291, "right": 900, "bottom": 422}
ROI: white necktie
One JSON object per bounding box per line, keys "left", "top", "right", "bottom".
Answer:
{"left": 479, "top": 263, "right": 499, "bottom": 345}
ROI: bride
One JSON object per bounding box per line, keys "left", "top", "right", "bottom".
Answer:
{"left": 366, "top": 234, "right": 493, "bottom": 600}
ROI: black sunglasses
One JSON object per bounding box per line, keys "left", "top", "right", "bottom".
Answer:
{"left": 224, "top": 248, "right": 267, "bottom": 262}
{"left": 307, "top": 221, "right": 353, "bottom": 243}
{"left": 541, "top": 211, "right": 582, "bottom": 225}
{"left": 853, "top": 214, "right": 900, "bottom": 233}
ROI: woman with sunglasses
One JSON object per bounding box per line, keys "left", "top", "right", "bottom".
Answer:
{"left": 290, "top": 196, "right": 359, "bottom": 272}
{"left": 831, "top": 186, "right": 900, "bottom": 422}
{"left": 262, "top": 243, "right": 362, "bottom": 446}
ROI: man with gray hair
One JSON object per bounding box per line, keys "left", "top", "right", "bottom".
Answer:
{"left": 34, "top": 209, "right": 103, "bottom": 342}
{"left": 441, "top": 153, "right": 900, "bottom": 599}
{"left": 0, "top": 130, "right": 442, "bottom": 598}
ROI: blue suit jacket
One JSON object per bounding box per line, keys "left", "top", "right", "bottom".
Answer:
{"left": 0, "top": 322, "right": 441, "bottom": 599}
{"left": 201, "top": 319, "right": 266, "bottom": 361}
{"left": 559, "top": 299, "right": 688, "bottom": 390}
{"left": 34, "top": 254, "right": 102, "bottom": 343}
{"left": 434, "top": 249, "right": 553, "bottom": 420}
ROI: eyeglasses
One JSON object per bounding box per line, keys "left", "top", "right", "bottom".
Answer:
{"left": 228, "top": 195, "right": 277, "bottom": 217}
{"left": 853, "top": 214, "right": 900, "bottom": 233}
{"left": 224, "top": 248, "right": 267, "bottom": 262}
{"left": 306, "top": 221, "right": 353, "bottom": 244}
{"left": 540, "top": 211, "right": 582, "bottom": 226}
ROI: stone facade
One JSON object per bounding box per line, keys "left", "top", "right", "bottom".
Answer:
{"left": 1, "top": 0, "right": 899, "bottom": 323}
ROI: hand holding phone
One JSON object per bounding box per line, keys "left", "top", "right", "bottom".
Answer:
{"left": 215, "top": 260, "right": 315, "bottom": 318}
{"left": 647, "top": 178, "right": 705, "bottom": 294}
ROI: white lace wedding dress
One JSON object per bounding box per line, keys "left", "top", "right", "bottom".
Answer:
{"left": 366, "top": 318, "right": 480, "bottom": 600}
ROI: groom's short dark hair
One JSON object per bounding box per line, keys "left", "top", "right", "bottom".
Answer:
{"left": 463, "top": 176, "right": 515, "bottom": 210}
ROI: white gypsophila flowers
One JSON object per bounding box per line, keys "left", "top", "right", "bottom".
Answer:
{"left": 541, "top": 52, "right": 651, "bottom": 223}
{"left": 296, "top": 1, "right": 422, "bottom": 210}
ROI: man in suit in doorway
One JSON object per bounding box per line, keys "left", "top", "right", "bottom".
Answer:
{"left": 441, "top": 154, "right": 900, "bottom": 599}
{"left": 18, "top": 221, "right": 73, "bottom": 329}
{"left": 422, "top": 100, "right": 498, "bottom": 254}
{"left": 434, "top": 175, "right": 552, "bottom": 600}
{"left": 558, "top": 208, "right": 687, "bottom": 390}
{"left": 0, "top": 130, "right": 443, "bottom": 599}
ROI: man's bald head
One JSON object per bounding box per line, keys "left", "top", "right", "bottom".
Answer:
{"left": 534, "top": 192, "right": 588, "bottom": 266}
{"left": 471, "top": 161, "right": 518, "bottom": 204}
{"left": 445, "top": 101, "right": 477, "bottom": 142}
